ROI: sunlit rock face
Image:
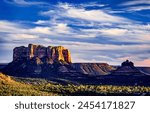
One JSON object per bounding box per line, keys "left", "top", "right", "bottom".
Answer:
{"left": 13, "top": 44, "right": 71, "bottom": 64}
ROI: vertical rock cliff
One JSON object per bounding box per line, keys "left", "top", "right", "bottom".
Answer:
{"left": 13, "top": 44, "right": 72, "bottom": 64}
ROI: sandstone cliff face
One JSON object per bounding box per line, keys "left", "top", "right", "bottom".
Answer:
{"left": 13, "top": 44, "right": 71, "bottom": 64}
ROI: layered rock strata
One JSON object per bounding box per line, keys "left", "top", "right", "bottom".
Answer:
{"left": 13, "top": 44, "right": 71, "bottom": 64}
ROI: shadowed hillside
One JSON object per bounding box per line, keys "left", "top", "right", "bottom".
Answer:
{"left": 138, "top": 67, "right": 150, "bottom": 75}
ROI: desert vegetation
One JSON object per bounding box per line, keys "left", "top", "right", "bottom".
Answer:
{"left": 0, "top": 73, "right": 57, "bottom": 96}
{"left": 0, "top": 73, "right": 150, "bottom": 96}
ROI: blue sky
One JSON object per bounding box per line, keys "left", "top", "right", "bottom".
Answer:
{"left": 0, "top": 0, "right": 150, "bottom": 66}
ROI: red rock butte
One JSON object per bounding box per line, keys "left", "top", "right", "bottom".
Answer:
{"left": 13, "top": 44, "right": 71, "bottom": 63}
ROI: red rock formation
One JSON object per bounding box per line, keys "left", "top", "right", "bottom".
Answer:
{"left": 13, "top": 44, "right": 72, "bottom": 64}
{"left": 63, "top": 49, "right": 71, "bottom": 63}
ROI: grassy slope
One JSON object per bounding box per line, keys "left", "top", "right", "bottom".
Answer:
{"left": 0, "top": 73, "right": 150, "bottom": 96}
{"left": 0, "top": 73, "right": 58, "bottom": 96}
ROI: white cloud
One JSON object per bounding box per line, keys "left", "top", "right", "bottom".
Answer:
{"left": 34, "top": 20, "right": 44, "bottom": 24}
{"left": 54, "top": 23, "right": 71, "bottom": 34}
{"left": 39, "top": 3, "right": 150, "bottom": 40}
{"left": 80, "top": 28, "right": 128, "bottom": 38}
{"left": 9, "top": 34, "right": 39, "bottom": 40}
{"left": 49, "top": 39, "right": 150, "bottom": 52}
{"left": 120, "top": 0, "right": 150, "bottom": 11}
{"left": 0, "top": 21, "right": 43, "bottom": 42}
{"left": 0, "top": 20, "right": 74, "bottom": 40}
{"left": 1, "top": 22, "right": 150, "bottom": 66}
{"left": 29, "top": 27, "right": 52, "bottom": 35}
{"left": 99, "top": 28, "right": 128, "bottom": 36}
{"left": 41, "top": 3, "right": 131, "bottom": 24}
{"left": 4, "top": 0, "right": 48, "bottom": 6}
{"left": 79, "top": 2, "right": 107, "bottom": 8}
{"left": 127, "top": 6, "right": 150, "bottom": 11}
{"left": 34, "top": 20, "right": 49, "bottom": 25}
{"left": 121, "top": 0, "right": 150, "bottom": 6}
{"left": 29, "top": 23, "right": 72, "bottom": 36}
{"left": 0, "top": 18, "right": 150, "bottom": 44}
{"left": 0, "top": 20, "right": 24, "bottom": 33}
